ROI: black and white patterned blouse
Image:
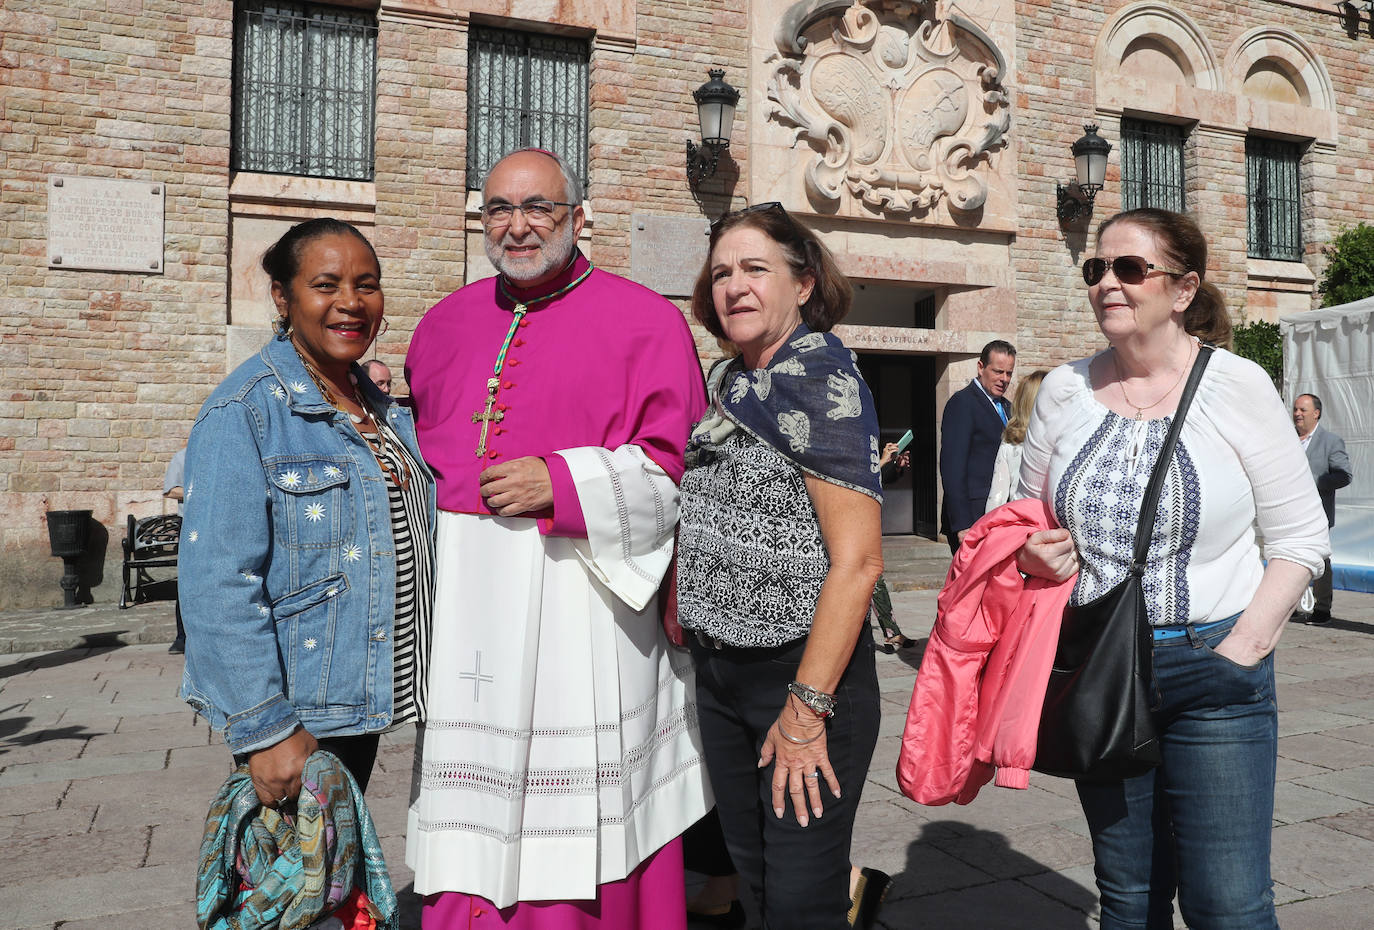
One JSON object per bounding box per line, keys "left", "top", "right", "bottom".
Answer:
{"left": 677, "top": 430, "right": 830, "bottom": 647}
{"left": 1019, "top": 349, "right": 1328, "bottom": 626}
{"left": 371, "top": 417, "right": 433, "bottom": 726}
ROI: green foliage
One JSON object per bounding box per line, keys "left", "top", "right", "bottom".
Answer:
{"left": 1319, "top": 223, "right": 1374, "bottom": 307}
{"left": 1232, "top": 320, "right": 1282, "bottom": 389}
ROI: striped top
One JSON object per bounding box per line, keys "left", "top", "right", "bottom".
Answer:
{"left": 370, "top": 415, "right": 434, "bottom": 727}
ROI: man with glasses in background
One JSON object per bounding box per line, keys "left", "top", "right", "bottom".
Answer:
{"left": 403, "top": 148, "right": 711, "bottom": 928}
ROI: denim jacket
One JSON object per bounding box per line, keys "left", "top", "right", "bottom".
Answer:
{"left": 179, "top": 334, "right": 436, "bottom": 754}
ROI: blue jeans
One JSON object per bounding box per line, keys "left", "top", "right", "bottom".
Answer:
{"left": 1075, "top": 615, "right": 1279, "bottom": 930}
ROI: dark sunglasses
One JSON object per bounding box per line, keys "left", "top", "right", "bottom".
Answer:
{"left": 709, "top": 201, "right": 787, "bottom": 234}
{"left": 1082, "top": 255, "right": 1187, "bottom": 286}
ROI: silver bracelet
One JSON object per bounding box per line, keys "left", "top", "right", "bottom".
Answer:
{"left": 777, "top": 719, "right": 822, "bottom": 745}
{"left": 787, "top": 680, "right": 837, "bottom": 719}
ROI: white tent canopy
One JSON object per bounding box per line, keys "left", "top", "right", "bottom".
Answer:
{"left": 1280, "top": 296, "right": 1374, "bottom": 592}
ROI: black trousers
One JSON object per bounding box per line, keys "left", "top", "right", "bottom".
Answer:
{"left": 691, "top": 636, "right": 881, "bottom": 929}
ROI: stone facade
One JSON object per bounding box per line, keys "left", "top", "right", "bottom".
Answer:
{"left": 2, "top": 0, "right": 1371, "bottom": 606}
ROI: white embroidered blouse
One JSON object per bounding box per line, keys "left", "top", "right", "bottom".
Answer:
{"left": 1016, "top": 347, "right": 1329, "bottom": 625}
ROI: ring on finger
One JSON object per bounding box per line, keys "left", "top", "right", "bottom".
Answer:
{"left": 804, "top": 772, "right": 820, "bottom": 779}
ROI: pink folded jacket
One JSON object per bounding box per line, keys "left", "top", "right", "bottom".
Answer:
{"left": 897, "top": 498, "right": 1076, "bottom": 805}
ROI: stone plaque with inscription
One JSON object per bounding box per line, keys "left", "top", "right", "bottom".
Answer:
{"left": 629, "top": 213, "right": 710, "bottom": 297}
{"left": 47, "top": 175, "right": 165, "bottom": 273}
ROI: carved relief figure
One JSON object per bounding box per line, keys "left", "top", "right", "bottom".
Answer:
{"left": 767, "top": 0, "right": 1011, "bottom": 214}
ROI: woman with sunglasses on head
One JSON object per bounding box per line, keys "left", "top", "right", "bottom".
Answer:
{"left": 1015, "top": 209, "right": 1328, "bottom": 930}
{"left": 179, "top": 218, "right": 436, "bottom": 807}
{"left": 672, "top": 203, "right": 885, "bottom": 929}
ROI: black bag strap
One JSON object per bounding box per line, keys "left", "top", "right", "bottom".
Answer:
{"left": 1128, "top": 344, "right": 1215, "bottom": 574}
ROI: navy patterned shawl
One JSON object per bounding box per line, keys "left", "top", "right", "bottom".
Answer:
{"left": 687, "top": 323, "right": 883, "bottom": 501}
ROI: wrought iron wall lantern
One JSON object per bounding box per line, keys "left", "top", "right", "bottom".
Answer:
{"left": 1335, "top": 0, "right": 1374, "bottom": 36}
{"left": 686, "top": 69, "right": 740, "bottom": 189}
{"left": 1056, "top": 124, "right": 1113, "bottom": 223}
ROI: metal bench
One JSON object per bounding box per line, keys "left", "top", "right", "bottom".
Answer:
{"left": 119, "top": 513, "right": 182, "bottom": 609}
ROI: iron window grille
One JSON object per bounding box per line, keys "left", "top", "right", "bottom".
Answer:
{"left": 1120, "top": 118, "right": 1186, "bottom": 213}
{"left": 914, "top": 294, "right": 937, "bottom": 329}
{"left": 233, "top": 1, "right": 377, "bottom": 181}
{"left": 468, "top": 26, "right": 590, "bottom": 194}
{"left": 1247, "top": 137, "right": 1303, "bottom": 262}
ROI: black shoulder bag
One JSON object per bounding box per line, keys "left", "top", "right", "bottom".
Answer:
{"left": 1033, "top": 345, "right": 1214, "bottom": 782}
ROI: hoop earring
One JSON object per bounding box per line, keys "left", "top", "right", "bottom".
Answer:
{"left": 377, "top": 318, "right": 390, "bottom": 337}
{"left": 272, "top": 315, "right": 293, "bottom": 339}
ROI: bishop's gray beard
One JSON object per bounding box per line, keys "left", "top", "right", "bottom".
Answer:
{"left": 486, "top": 221, "right": 576, "bottom": 286}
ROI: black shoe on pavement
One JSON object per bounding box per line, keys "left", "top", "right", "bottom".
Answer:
{"left": 848, "top": 867, "right": 892, "bottom": 928}
{"left": 687, "top": 900, "right": 745, "bottom": 929}
{"left": 168, "top": 636, "right": 186, "bottom": 654}
{"left": 1309, "top": 610, "right": 1332, "bottom": 626}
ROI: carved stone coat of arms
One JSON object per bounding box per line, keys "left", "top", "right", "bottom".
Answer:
{"left": 766, "top": 0, "right": 1011, "bottom": 214}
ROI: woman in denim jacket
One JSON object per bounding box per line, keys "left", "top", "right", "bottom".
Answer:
{"left": 180, "top": 218, "right": 436, "bottom": 808}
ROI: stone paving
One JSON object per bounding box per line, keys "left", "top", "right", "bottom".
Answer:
{"left": 2, "top": 571, "right": 1373, "bottom": 928}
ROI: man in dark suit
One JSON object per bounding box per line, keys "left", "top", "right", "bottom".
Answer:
{"left": 1294, "top": 392, "right": 1353, "bottom": 624}
{"left": 940, "top": 339, "right": 1016, "bottom": 554}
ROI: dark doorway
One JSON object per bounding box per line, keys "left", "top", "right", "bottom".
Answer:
{"left": 856, "top": 353, "right": 937, "bottom": 538}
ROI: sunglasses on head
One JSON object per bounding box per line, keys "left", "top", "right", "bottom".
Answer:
{"left": 709, "top": 201, "right": 788, "bottom": 234}
{"left": 1082, "top": 255, "right": 1187, "bottom": 286}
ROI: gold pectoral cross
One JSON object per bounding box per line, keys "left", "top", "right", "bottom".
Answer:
{"left": 473, "top": 378, "right": 504, "bottom": 457}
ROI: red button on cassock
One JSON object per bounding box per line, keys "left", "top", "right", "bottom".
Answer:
{"left": 513, "top": 338, "right": 524, "bottom": 347}
{"left": 488, "top": 450, "right": 498, "bottom": 459}
{"left": 503, "top": 381, "right": 515, "bottom": 390}
{"left": 518, "top": 318, "right": 529, "bottom": 327}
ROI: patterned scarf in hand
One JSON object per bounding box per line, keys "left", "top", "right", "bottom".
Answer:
{"left": 196, "top": 751, "right": 397, "bottom": 930}
{"left": 687, "top": 323, "right": 883, "bottom": 501}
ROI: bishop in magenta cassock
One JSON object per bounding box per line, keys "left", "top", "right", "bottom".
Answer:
{"left": 403, "top": 148, "right": 711, "bottom": 928}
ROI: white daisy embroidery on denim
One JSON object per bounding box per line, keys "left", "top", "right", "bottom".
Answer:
{"left": 304, "top": 638, "right": 318, "bottom": 650}
{"left": 279, "top": 470, "right": 302, "bottom": 488}
{"left": 269, "top": 383, "right": 287, "bottom": 400}
{"left": 322, "top": 465, "right": 343, "bottom": 480}
{"left": 258, "top": 605, "right": 270, "bottom": 616}
{"left": 304, "top": 502, "right": 325, "bottom": 522}
{"left": 290, "top": 380, "right": 309, "bottom": 394}
{"left": 342, "top": 543, "right": 362, "bottom": 562}
{"left": 185, "top": 482, "right": 193, "bottom": 499}
{"left": 188, "top": 530, "right": 199, "bottom": 542}
{"left": 241, "top": 570, "right": 259, "bottom": 582}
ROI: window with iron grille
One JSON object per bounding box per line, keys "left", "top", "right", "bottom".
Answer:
{"left": 1120, "top": 118, "right": 1186, "bottom": 213}
{"left": 1247, "top": 137, "right": 1303, "bottom": 262}
{"left": 233, "top": 1, "right": 377, "bottom": 181}
{"left": 468, "top": 26, "right": 590, "bottom": 194}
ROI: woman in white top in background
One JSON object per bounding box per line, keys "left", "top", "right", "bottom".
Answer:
{"left": 983, "top": 368, "right": 1047, "bottom": 512}
{"left": 1014, "top": 208, "right": 1328, "bottom": 930}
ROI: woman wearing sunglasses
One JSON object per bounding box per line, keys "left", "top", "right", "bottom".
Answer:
{"left": 672, "top": 203, "right": 885, "bottom": 928}
{"left": 1015, "top": 208, "right": 1328, "bottom": 929}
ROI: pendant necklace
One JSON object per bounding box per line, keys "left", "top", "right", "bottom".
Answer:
{"left": 471, "top": 261, "right": 595, "bottom": 458}
{"left": 1112, "top": 339, "right": 1196, "bottom": 421}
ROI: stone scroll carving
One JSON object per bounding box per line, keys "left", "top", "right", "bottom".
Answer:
{"left": 766, "top": 0, "right": 1010, "bottom": 213}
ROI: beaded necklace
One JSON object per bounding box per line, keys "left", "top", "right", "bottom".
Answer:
{"left": 295, "top": 346, "right": 412, "bottom": 490}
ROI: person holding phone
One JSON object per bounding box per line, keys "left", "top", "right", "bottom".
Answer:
{"left": 872, "top": 434, "right": 915, "bottom": 651}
